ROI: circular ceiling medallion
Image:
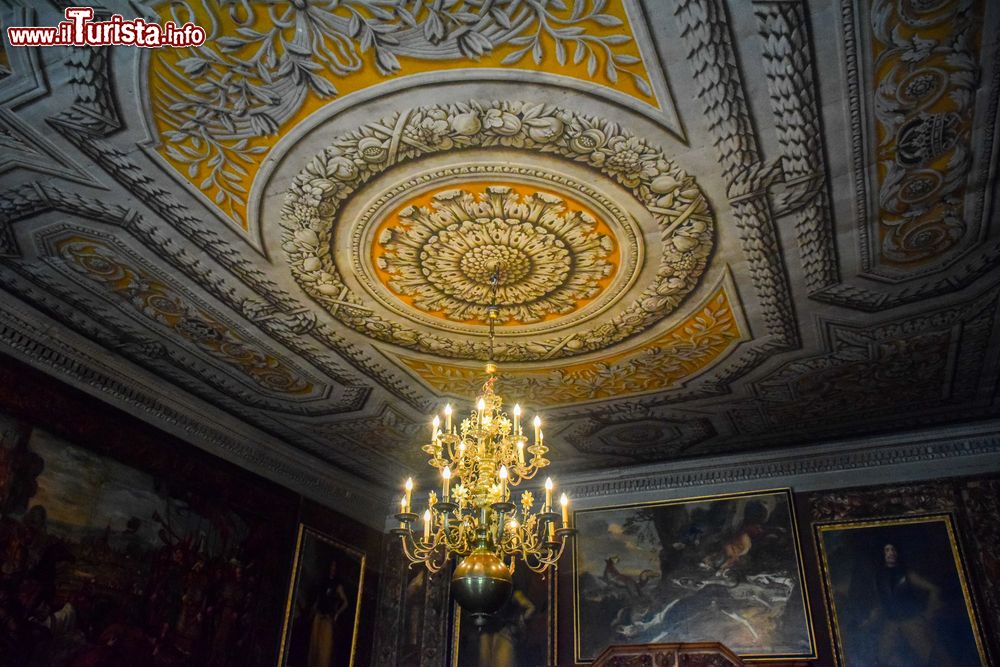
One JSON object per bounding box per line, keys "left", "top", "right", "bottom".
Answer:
{"left": 351, "top": 168, "right": 643, "bottom": 336}
{"left": 375, "top": 182, "right": 617, "bottom": 326}
{"left": 281, "top": 100, "right": 714, "bottom": 362}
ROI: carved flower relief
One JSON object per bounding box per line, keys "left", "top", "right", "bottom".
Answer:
{"left": 881, "top": 199, "right": 966, "bottom": 263}
{"left": 403, "top": 108, "right": 454, "bottom": 150}
{"left": 484, "top": 109, "right": 522, "bottom": 136}
{"left": 58, "top": 239, "right": 314, "bottom": 394}
{"left": 603, "top": 135, "right": 660, "bottom": 188}
{"left": 867, "top": 0, "right": 981, "bottom": 266}
{"left": 376, "top": 187, "right": 615, "bottom": 324}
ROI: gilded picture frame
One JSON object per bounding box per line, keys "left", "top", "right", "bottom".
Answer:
{"left": 277, "top": 524, "right": 366, "bottom": 667}
{"left": 573, "top": 488, "right": 816, "bottom": 662}
{"left": 450, "top": 564, "right": 556, "bottom": 667}
{"left": 815, "top": 514, "right": 987, "bottom": 667}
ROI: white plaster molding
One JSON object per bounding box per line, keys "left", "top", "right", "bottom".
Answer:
{"left": 557, "top": 420, "right": 1000, "bottom": 507}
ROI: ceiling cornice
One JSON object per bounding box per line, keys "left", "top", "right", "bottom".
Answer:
{"left": 560, "top": 419, "right": 1000, "bottom": 505}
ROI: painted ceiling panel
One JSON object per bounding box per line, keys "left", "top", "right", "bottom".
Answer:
{"left": 0, "top": 0, "right": 998, "bottom": 502}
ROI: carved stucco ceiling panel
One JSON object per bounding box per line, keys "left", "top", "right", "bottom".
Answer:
{"left": 277, "top": 100, "right": 714, "bottom": 362}
{"left": 144, "top": 0, "right": 680, "bottom": 234}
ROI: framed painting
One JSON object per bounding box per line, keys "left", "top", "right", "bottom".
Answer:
{"left": 815, "top": 514, "right": 987, "bottom": 666}
{"left": 278, "top": 525, "right": 366, "bottom": 667}
{"left": 0, "top": 410, "right": 297, "bottom": 667}
{"left": 450, "top": 563, "right": 555, "bottom": 667}
{"left": 573, "top": 488, "right": 815, "bottom": 662}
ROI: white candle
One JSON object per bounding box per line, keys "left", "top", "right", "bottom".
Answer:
{"left": 544, "top": 477, "right": 553, "bottom": 510}
{"left": 513, "top": 404, "right": 521, "bottom": 435}
{"left": 477, "top": 398, "right": 486, "bottom": 423}
{"left": 533, "top": 415, "right": 541, "bottom": 443}
{"left": 442, "top": 466, "right": 451, "bottom": 502}
{"left": 432, "top": 415, "right": 440, "bottom": 440}
{"left": 399, "top": 497, "right": 406, "bottom": 527}
{"left": 423, "top": 509, "right": 431, "bottom": 542}
{"left": 560, "top": 493, "right": 569, "bottom": 527}
{"left": 516, "top": 438, "right": 525, "bottom": 465}
{"left": 404, "top": 478, "right": 413, "bottom": 513}
{"left": 499, "top": 465, "right": 508, "bottom": 499}
{"left": 444, "top": 404, "right": 453, "bottom": 433}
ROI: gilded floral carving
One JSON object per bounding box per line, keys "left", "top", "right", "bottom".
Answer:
{"left": 377, "top": 186, "right": 615, "bottom": 324}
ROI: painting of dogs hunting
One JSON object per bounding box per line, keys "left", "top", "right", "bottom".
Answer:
{"left": 573, "top": 489, "right": 815, "bottom": 661}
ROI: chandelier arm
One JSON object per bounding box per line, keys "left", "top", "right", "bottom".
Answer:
{"left": 399, "top": 531, "right": 423, "bottom": 565}
{"left": 522, "top": 551, "right": 550, "bottom": 574}
{"left": 443, "top": 517, "right": 465, "bottom": 551}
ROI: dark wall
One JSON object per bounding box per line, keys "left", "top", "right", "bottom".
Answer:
{"left": 0, "top": 354, "right": 382, "bottom": 667}
{"left": 372, "top": 468, "right": 1000, "bottom": 667}
{"left": 797, "top": 477, "right": 1000, "bottom": 667}
{"left": 550, "top": 476, "right": 1000, "bottom": 666}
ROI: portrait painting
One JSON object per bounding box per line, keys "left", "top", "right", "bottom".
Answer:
{"left": 815, "top": 514, "right": 987, "bottom": 667}
{"left": 573, "top": 489, "right": 815, "bottom": 661}
{"left": 278, "top": 525, "right": 365, "bottom": 667}
{"left": 451, "top": 563, "right": 554, "bottom": 667}
{"left": 0, "top": 411, "right": 295, "bottom": 667}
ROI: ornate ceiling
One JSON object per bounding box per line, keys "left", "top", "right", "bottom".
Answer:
{"left": 0, "top": 0, "right": 998, "bottom": 509}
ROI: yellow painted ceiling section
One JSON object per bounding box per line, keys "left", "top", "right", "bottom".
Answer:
{"left": 148, "top": 1, "right": 654, "bottom": 229}
{"left": 870, "top": 0, "right": 983, "bottom": 265}
{"left": 397, "top": 284, "right": 741, "bottom": 406}
{"left": 56, "top": 236, "right": 314, "bottom": 396}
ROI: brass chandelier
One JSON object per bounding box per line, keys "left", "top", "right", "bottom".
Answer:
{"left": 392, "top": 266, "right": 575, "bottom": 625}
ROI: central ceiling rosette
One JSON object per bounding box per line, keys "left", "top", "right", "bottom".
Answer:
{"left": 281, "top": 101, "right": 715, "bottom": 362}
{"left": 374, "top": 184, "right": 618, "bottom": 326}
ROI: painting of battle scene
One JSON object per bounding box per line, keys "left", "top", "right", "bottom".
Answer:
{"left": 0, "top": 411, "right": 295, "bottom": 667}
{"left": 816, "top": 515, "right": 987, "bottom": 667}
{"left": 574, "top": 489, "right": 814, "bottom": 661}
